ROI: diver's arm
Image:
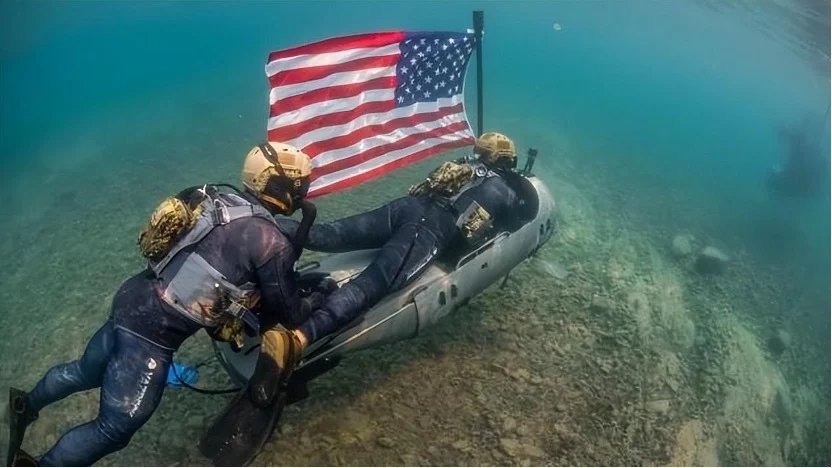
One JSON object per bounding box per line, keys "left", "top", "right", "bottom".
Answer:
{"left": 257, "top": 249, "right": 323, "bottom": 327}
{"left": 488, "top": 176, "right": 525, "bottom": 230}
{"left": 276, "top": 204, "right": 395, "bottom": 253}
{"left": 248, "top": 221, "right": 324, "bottom": 327}
{"left": 275, "top": 217, "right": 342, "bottom": 252}
{"left": 255, "top": 248, "right": 326, "bottom": 328}
{"left": 506, "top": 182, "right": 524, "bottom": 219}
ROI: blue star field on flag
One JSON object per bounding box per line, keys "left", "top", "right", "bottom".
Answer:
{"left": 394, "top": 32, "right": 476, "bottom": 107}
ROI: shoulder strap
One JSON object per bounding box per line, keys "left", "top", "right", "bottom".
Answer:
{"left": 448, "top": 163, "right": 498, "bottom": 204}
{"left": 150, "top": 188, "right": 277, "bottom": 275}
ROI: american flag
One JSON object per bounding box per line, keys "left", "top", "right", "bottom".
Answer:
{"left": 265, "top": 31, "right": 477, "bottom": 198}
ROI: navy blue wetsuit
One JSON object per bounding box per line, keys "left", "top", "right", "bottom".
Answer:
{"left": 278, "top": 175, "right": 523, "bottom": 343}
{"left": 26, "top": 195, "right": 322, "bottom": 466}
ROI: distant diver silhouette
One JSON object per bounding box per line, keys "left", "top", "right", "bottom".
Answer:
{"left": 767, "top": 106, "right": 830, "bottom": 198}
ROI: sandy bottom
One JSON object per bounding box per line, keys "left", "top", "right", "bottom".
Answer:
{"left": 0, "top": 116, "right": 828, "bottom": 466}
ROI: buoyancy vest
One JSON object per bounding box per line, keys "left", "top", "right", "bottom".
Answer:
{"left": 139, "top": 186, "right": 277, "bottom": 343}
{"left": 409, "top": 158, "right": 499, "bottom": 244}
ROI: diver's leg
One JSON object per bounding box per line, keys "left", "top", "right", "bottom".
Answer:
{"left": 276, "top": 199, "right": 413, "bottom": 252}
{"left": 9, "top": 321, "right": 115, "bottom": 465}
{"left": 298, "top": 224, "right": 438, "bottom": 342}
{"left": 27, "top": 321, "right": 115, "bottom": 412}
{"left": 38, "top": 329, "right": 171, "bottom": 467}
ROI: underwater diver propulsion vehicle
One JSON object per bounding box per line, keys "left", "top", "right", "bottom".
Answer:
{"left": 201, "top": 11, "right": 560, "bottom": 466}
{"left": 212, "top": 148, "right": 556, "bottom": 407}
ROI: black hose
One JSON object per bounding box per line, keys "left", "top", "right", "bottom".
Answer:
{"left": 171, "top": 356, "right": 242, "bottom": 396}
{"left": 291, "top": 200, "right": 317, "bottom": 261}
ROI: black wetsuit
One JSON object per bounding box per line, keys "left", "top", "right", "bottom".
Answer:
{"left": 25, "top": 194, "right": 321, "bottom": 466}
{"left": 278, "top": 173, "right": 523, "bottom": 343}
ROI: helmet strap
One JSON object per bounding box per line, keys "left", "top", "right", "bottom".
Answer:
{"left": 258, "top": 143, "right": 284, "bottom": 176}
{"left": 259, "top": 192, "right": 292, "bottom": 214}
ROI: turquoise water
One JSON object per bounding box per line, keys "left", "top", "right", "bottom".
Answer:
{"left": 1, "top": 1, "right": 829, "bottom": 465}
{"left": 2, "top": 1, "right": 827, "bottom": 250}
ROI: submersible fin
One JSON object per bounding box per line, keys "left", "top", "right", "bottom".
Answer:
{"left": 6, "top": 388, "right": 38, "bottom": 467}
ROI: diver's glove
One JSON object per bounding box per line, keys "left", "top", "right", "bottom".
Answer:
{"left": 248, "top": 328, "right": 306, "bottom": 408}
{"left": 313, "top": 277, "right": 338, "bottom": 295}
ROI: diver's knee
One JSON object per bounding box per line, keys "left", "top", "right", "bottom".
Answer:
{"left": 48, "top": 360, "right": 92, "bottom": 390}
{"left": 348, "top": 264, "right": 390, "bottom": 301}
{"left": 95, "top": 415, "right": 138, "bottom": 450}
{"left": 97, "top": 391, "right": 156, "bottom": 447}
{"left": 326, "top": 282, "right": 372, "bottom": 321}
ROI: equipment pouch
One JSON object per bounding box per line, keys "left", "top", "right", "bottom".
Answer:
{"left": 456, "top": 201, "right": 493, "bottom": 245}
{"left": 138, "top": 196, "right": 201, "bottom": 261}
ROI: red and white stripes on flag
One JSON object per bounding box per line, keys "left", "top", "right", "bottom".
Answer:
{"left": 265, "top": 31, "right": 476, "bottom": 198}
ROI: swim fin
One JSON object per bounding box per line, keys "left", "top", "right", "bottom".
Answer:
{"left": 198, "top": 329, "right": 299, "bottom": 466}
{"left": 10, "top": 449, "right": 38, "bottom": 467}
{"left": 6, "top": 388, "right": 38, "bottom": 467}
{"left": 198, "top": 387, "right": 287, "bottom": 466}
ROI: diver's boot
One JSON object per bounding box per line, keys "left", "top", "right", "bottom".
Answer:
{"left": 6, "top": 388, "right": 38, "bottom": 467}
{"left": 11, "top": 449, "right": 38, "bottom": 467}
{"left": 248, "top": 328, "right": 305, "bottom": 408}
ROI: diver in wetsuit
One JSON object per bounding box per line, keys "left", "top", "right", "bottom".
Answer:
{"left": 277, "top": 132, "right": 526, "bottom": 353}
{"left": 767, "top": 110, "right": 831, "bottom": 198}
{"left": 6, "top": 142, "right": 321, "bottom": 467}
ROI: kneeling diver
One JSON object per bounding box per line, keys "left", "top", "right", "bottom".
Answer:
{"left": 6, "top": 142, "right": 322, "bottom": 467}
{"left": 276, "top": 131, "right": 526, "bottom": 355}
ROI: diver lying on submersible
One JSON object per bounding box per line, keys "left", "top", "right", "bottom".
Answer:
{"left": 275, "top": 131, "right": 527, "bottom": 355}
{"left": 6, "top": 142, "right": 325, "bottom": 467}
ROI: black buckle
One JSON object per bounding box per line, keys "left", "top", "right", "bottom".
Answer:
{"left": 228, "top": 302, "right": 260, "bottom": 336}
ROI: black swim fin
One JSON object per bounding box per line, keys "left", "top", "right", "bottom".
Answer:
{"left": 198, "top": 387, "right": 287, "bottom": 466}
{"left": 6, "top": 388, "right": 38, "bottom": 467}
{"left": 199, "top": 329, "right": 298, "bottom": 466}
{"left": 10, "top": 449, "right": 38, "bottom": 467}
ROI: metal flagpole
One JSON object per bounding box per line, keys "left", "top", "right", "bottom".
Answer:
{"left": 473, "top": 10, "right": 484, "bottom": 138}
